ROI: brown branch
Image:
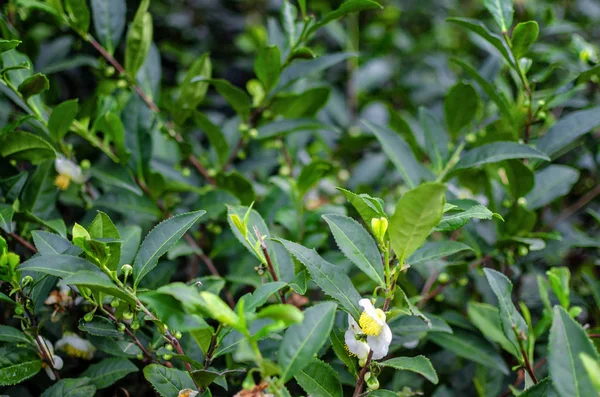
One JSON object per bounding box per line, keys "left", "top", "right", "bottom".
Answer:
{"left": 588, "top": 333, "right": 600, "bottom": 338}
{"left": 499, "top": 358, "right": 546, "bottom": 397}
{"left": 545, "top": 184, "right": 600, "bottom": 230}
{"left": 8, "top": 232, "right": 37, "bottom": 253}
{"left": 104, "top": 309, "right": 153, "bottom": 362}
{"left": 520, "top": 345, "right": 538, "bottom": 385}
{"left": 254, "top": 227, "right": 286, "bottom": 304}
{"left": 352, "top": 350, "right": 374, "bottom": 397}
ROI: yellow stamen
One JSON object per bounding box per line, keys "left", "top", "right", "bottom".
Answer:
{"left": 54, "top": 174, "right": 71, "bottom": 190}
{"left": 359, "top": 309, "right": 385, "bottom": 336}
{"left": 344, "top": 343, "right": 356, "bottom": 357}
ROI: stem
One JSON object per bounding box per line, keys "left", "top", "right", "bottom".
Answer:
{"left": 8, "top": 232, "right": 37, "bottom": 253}
{"left": 204, "top": 324, "right": 222, "bottom": 368}
{"left": 254, "top": 227, "right": 286, "bottom": 303}
{"left": 103, "top": 308, "right": 153, "bottom": 362}
{"left": 436, "top": 142, "right": 465, "bottom": 182}
{"left": 352, "top": 350, "right": 374, "bottom": 397}
{"left": 513, "top": 326, "right": 538, "bottom": 385}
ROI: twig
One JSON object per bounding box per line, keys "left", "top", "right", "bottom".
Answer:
{"left": 520, "top": 345, "right": 538, "bottom": 385}
{"left": 499, "top": 358, "right": 546, "bottom": 397}
{"left": 8, "top": 232, "right": 37, "bottom": 253}
{"left": 352, "top": 350, "right": 374, "bottom": 397}
{"left": 588, "top": 333, "right": 600, "bottom": 338}
{"left": 254, "top": 227, "right": 286, "bottom": 303}
{"left": 545, "top": 184, "right": 600, "bottom": 230}
{"left": 104, "top": 309, "right": 153, "bottom": 362}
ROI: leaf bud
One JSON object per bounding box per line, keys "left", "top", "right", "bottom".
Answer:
{"left": 21, "top": 275, "right": 33, "bottom": 287}
{"left": 84, "top": 312, "right": 94, "bottom": 322}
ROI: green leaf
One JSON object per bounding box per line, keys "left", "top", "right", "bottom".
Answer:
{"left": 536, "top": 106, "right": 600, "bottom": 159}
{"left": 0, "top": 39, "right": 21, "bottom": 53}
{"left": 428, "top": 330, "right": 509, "bottom": 374}
{"left": 451, "top": 58, "right": 513, "bottom": 122}
{"left": 389, "top": 182, "right": 447, "bottom": 264}
{"left": 216, "top": 172, "right": 255, "bottom": 205}
{"left": 0, "top": 347, "right": 42, "bottom": 386}
{"left": 255, "top": 46, "right": 281, "bottom": 92}
{"left": 143, "top": 364, "right": 196, "bottom": 397}
{"left": 19, "top": 254, "right": 101, "bottom": 278}
{"left": 194, "top": 112, "right": 229, "bottom": 167}
{"left": 444, "top": 82, "right": 479, "bottom": 138}
{"left": 483, "top": 268, "right": 528, "bottom": 356}
{"left": 243, "top": 281, "right": 288, "bottom": 313}
{"left": 17, "top": 73, "right": 49, "bottom": 98}
{"left": 379, "top": 356, "right": 439, "bottom": 384}
{"left": 295, "top": 358, "right": 343, "bottom": 397}
{"left": 297, "top": 160, "right": 332, "bottom": 196}
{"left": 79, "top": 316, "right": 122, "bottom": 337}
{"left": 447, "top": 18, "right": 514, "bottom": 67}
{"left": 125, "top": 0, "right": 153, "bottom": 77}
{"left": 483, "top": 0, "right": 513, "bottom": 32}
{"left": 133, "top": 210, "right": 206, "bottom": 287}
{"left": 336, "top": 188, "right": 386, "bottom": 225}
{"left": 524, "top": 165, "right": 579, "bottom": 210}
{"left": 91, "top": 162, "right": 143, "bottom": 195}
{"left": 467, "top": 301, "right": 519, "bottom": 358}
{"left": 519, "top": 378, "right": 556, "bottom": 397}
{"left": 256, "top": 118, "right": 327, "bottom": 140}
{"left": 97, "top": 112, "right": 131, "bottom": 163}
{"left": 419, "top": 107, "right": 449, "bottom": 172}
{"left": 277, "top": 52, "right": 357, "bottom": 90}
{"left": 48, "top": 99, "right": 78, "bottom": 141}
{"left": 41, "top": 378, "right": 96, "bottom": 397}
{"left": 547, "top": 267, "right": 570, "bottom": 309}
{"left": 271, "top": 87, "right": 331, "bottom": 118}
{"left": 512, "top": 21, "right": 539, "bottom": 59}
{"left": 368, "top": 391, "right": 401, "bottom": 397}
{"left": 434, "top": 204, "right": 499, "bottom": 232}
{"left": 455, "top": 142, "right": 549, "bottom": 170}
{"left": 0, "top": 325, "right": 31, "bottom": 344}
{"left": 82, "top": 358, "right": 138, "bottom": 389}
{"left": 363, "top": 120, "right": 425, "bottom": 189}
{"left": 275, "top": 239, "right": 361, "bottom": 319}
{"left": 0, "top": 204, "right": 14, "bottom": 233}
{"left": 61, "top": 271, "right": 136, "bottom": 305}
{"left": 0, "top": 131, "right": 55, "bottom": 164}
{"left": 407, "top": 241, "right": 473, "bottom": 265}
{"left": 279, "top": 302, "right": 337, "bottom": 382}
{"left": 549, "top": 306, "right": 600, "bottom": 397}
{"left": 90, "top": 0, "right": 126, "bottom": 54}
{"left": 308, "top": 0, "right": 383, "bottom": 36}
{"left": 191, "top": 78, "right": 252, "bottom": 120}
{"left": 330, "top": 328, "right": 358, "bottom": 376}
{"left": 65, "top": 0, "right": 90, "bottom": 33}
{"left": 281, "top": 0, "right": 298, "bottom": 45}
{"left": 176, "top": 54, "right": 212, "bottom": 118}
{"left": 322, "top": 213, "right": 385, "bottom": 286}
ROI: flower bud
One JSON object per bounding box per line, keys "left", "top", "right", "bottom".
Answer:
{"left": 248, "top": 128, "right": 259, "bottom": 139}
{"left": 136, "top": 353, "right": 144, "bottom": 360}
{"left": 15, "top": 305, "right": 24, "bottom": 315}
{"left": 162, "top": 354, "right": 172, "bottom": 361}
{"left": 358, "top": 358, "right": 367, "bottom": 367}
{"left": 117, "top": 79, "right": 128, "bottom": 89}
{"left": 437, "top": 272, "right": 450, "bottom": 284}
{"left": 181, "top": 167, "right": 191, "bottom": 177}
{"left": 458, "top": 277, "right": 469, "bottom": 287}
{"left": 118, "top": 323, "right": 126, "bottom": 332}
{"left": 121, "top": 264, "right": 133, "bottom": 278}
{"left": 365, "top": 372, "right": 379, "bottom": 390}
{"left": 370, "top": 217, "right": 388, "bottom": 243}
{"left": 518, "top": 246, "right": 529, "bottom": 257}
{"left": 165, "top": 344, "right": 174, "bottom": 351}
{"left": 80, "top": 159, "right": 91, "bottom": 170}
{"left": 84, "top": 312, "right": 94, "bottom": 322}
{"left": 238, "top": 123, "right": 249, "bottom": 133}
{"left": 174, "top": 331, "right": 182, "bottom": 339}
{"left": 131, "top": 320, "right": 140, "bottom": 330}
{"left": 123, "top": 310, "right": 134, "bottom": 320}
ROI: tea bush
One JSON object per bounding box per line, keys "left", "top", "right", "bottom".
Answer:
{"left": 0, "top": 0, "right": 599, "bottom": 396}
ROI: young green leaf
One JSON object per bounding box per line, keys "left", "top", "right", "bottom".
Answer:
{"left": 176, "top": 54, "right": 212, "bottom": 116}
{"left": 48, "top": 99, "right": 78, "bottom": 141}
{"left": 363, "top": 120, "right": 426, "bottom": 189}
{"left": 125, "top": 0, "right": 153, "bottom": 78}
{"left": 133, "top": 210, "right": 206, "bottom": 287}
{"left": 0, "top": 39, "right": 21, "bottom": 53}
{"left": 444, "top": 82, "right": 479, "bottom": 138}
{"left": 81, "top": 358, "right": 138, "bottom": 389}
{"left": 275, "top": 238, "right": 361, "bottom": 319}
{"left": 0, "top": 204, "right": 14, "bottom": 233}
{"left": 255, "top": 46, "right": 281, "bottom": 92}
{"left": 0, "top": 131, "right": 55, "bottom": 164}
{"left": 336, "top": 187, "right": 387, "bottom": 225}
{"left": 549, "top": 306, "right": 600, "bottom": 397}
{"left": 547, "top": 267, "right": 570, "bottom": 309}
{"left": 447, "top": 18, "right": 514, "bottom": 67}
{"left": 511, "top": 21, "right": 539, "bottom": 59}
{"left": 295, "top": 358, "right": 343, "bottom": 397}
{"left": 255, "top": 118, "right": 327, "bottom": 140}
{"left": 467, "top": 301, "right": 519, "bottom": 358}
{"left": 454, "top": 142, "right": 550, "bottom": 170}
{"left": 322, "top": 213, "right": 385, "bottom": 286}
{"left": 65, "top": 0, "right": 90, "bottom": 33}
{"left": 60, "top": 271, "right": 136, "bottom": 305}
{"left": 483, "top": 0, "right": 514, "bottom": 32}
{"left": 389, "top": 182, "right": 447, "bottom": 264}
{"left": 483, "top": 269, "right": 528, "bottom": 356}
{"left": 307, "top": 0, "right": 383, "bottom": 36}
{"left": 143, "top": 364, "right": 196, "bottom": 397}
{"left": 18, "top": 73, "right": 49, "bottom": 98}
{"left": 281, "top": 0, "right": 298, "bottom": 45}
{"left": 90, "top": 0, "right": 126, "bottom": 54}
{"left": 379, "top": 356, "right": 439, "bottom": 384}
{"left": 190, "top": 78, "right": 251, "bottom": 120}
{"left": 278, "top": 302, "right": 337, "bottom": 381}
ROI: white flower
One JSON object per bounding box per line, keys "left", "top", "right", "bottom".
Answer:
{"left": 345, "top": 299, "right": 392, "bottom": 361}
{"left": 37, "top": 337, "right": 63, "bottom": 381}
{"left": 178, "top": 390, "right": 199, "bottom": 397}
{"left": 55, "top": 333, "right": 95, "bottom": 360}
{"left": 54, "top": 158, "right": 86, "bottom": 190}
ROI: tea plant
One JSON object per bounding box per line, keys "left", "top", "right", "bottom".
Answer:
{"left": 0, "top": 0, "right": 599, "bottom": 396}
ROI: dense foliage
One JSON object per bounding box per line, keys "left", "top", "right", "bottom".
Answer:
{"left": 0, "top": 0, "right": 599, "bottom": 396}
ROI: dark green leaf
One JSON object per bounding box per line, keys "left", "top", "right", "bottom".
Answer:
{"left": 434, "top": 204, "right": 499, "bottom": 232}
{"left": 48, "top": 99, "right": 78, "bottom": 141}
{"left": 380, "top": 356, "right": 439, "bottom": 384}
{"left": 277, "top": 52, "right": 357, "bottom": 90}
{"left": 0, "top": 131, "right": 55, "bottom": 164}
{"left": 279, "top": 302, "right": 337, "bottom": 381}
{"left": 255, "top": 46, "right": 281, "bottom": 92}
{"left": 60, "top": 271, "right": 136, "bottom": 305}
{"left": 79, "top": 316, "right": 122, "bottom": 337}
{"left": 455, "top": 142, "right": 549, "bottom": 170}
{"left": 467, "top": 301, "right": 519, "bottom": 358}
{"left": 308, "top": 0, "right": 383, "bottom": 36}
{"left": 176, "top": 54, "right": 212, "bottom": 119}
{"left": 444, "top": 82, "right": 479, "bottom": 138}
{"left": 0, "top": 204, "right": 14, "bottom": 233}
{"left": 0, "top": 39, "right": 21, "bottom": 53}
{"left": 420, "top": 107, "right": 449, "bottom": 172}
{"left": 81, "top": 358, "right": 138, "bottom": 389}
{"left": 0, "top": 325, "right": 32, "bottom": 344}
{"left": 447, "top": 18, "right": 514, "bottom": 67}
{"left": 41, "top": 378, "right": 96, "bottom": 397}
{"left": 524, "top": 165, "right": 579, "bottom": 210}
{"left": 295, "top": 358, "right": 343, "bottom": 397}
{"left": 407, "top": 241, "right": 473, "bottom": 265}
{"left": 512, "top": 21, "right": 539, "bottom": 59}
{"left": 18, "top": 73, "right": 49, "bottom": 98}
{"left": 65, "top": 0, "right": 90, "bottom": 33}
{"left": 19, "top": 254, "right": 101, "bottom": 278}
{"left": 143, "top": 364, "right": 196, "bottom": 397}
{"left": 194, "top": 112, "right": 228, "bottom": 167}
{"left": 256, "top": 118, "right": 328, "bottom": 140}
{"left": 191, "top": 78, "right": 251, "bottom": 120}
{"left": 0, "top": 347, "right": 42, "bottom": 386}
{"left": 90, "top": 0, "right": 126, "bottom": 54}
{"left": 133, "top": 210, "right": 206, "bottom": 287}
{"left": 125, "top": 0, "right": 153, "bottom": 77}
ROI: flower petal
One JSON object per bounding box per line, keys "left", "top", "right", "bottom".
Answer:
{"left": 368, "top": 323, "right": 392, "bottom": 360}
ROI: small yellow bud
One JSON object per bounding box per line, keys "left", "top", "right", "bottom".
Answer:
{"left": 248, "top": 128, "right": 259, "bottom": 139}
{"left": 370, "top": 217, "right": 388, "bottom": 243}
